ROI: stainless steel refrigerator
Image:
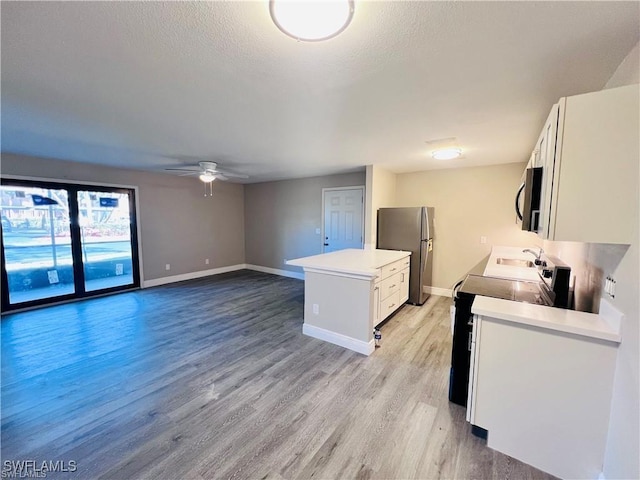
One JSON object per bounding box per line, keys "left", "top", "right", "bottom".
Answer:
{"left": 377, "top": 207, "right": 434, "bottom": 305}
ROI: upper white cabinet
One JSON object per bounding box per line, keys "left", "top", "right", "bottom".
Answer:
{"left": 535, "top": 84, "right": 639, "bottom": 244}
{"left": 533, "top": 104, "right": 560, "bottom": 239}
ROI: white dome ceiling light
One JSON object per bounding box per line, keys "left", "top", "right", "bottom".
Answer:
{"left": 199, "top": 173, "right": 216, "bottom": 183}
{"left": 432, "top": 147, "right": 463, "bottom": 161}
{"left": 270, "top": 0, "right": 355, "bottom": 42}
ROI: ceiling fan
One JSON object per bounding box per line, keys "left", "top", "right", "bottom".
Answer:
{"left": 165, "top": 161, "right": 249, "bottom": 183}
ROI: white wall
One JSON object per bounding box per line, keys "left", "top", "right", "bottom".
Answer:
{"left": 600, "top": 40, "right": 639, "bottom": 480}
{"left": 544, "top": 40, "right": 639, "bottom": 480}
{"left": 604, "top": 41, "right": 639, "bottom": 89}
{"left": 364, "top": 165, "right": 397, "bottom": 249}
{"left": 395, "top": 163, "right": 538, "bottom": 290}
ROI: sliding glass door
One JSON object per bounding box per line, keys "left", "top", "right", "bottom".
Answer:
{"left": 1, "top": 180, "right": 140, "bottom": 312}
{"left": 1, "top": 185, "right": 76, "bottom": 304}
{"left": 77, "top": 190, "right": 135, "bottom": 292}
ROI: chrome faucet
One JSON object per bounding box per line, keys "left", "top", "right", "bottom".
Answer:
{"left": 523, "top": 248, "right": 544, "bottom": 261}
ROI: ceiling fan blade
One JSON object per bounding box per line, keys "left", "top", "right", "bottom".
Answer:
{"left": 215, "top": 171, "right": 249, "bottom": 179}
{"left": 213, "top": 167, "right": 249, "bottom": 178}
{"left": 165, "top": 167, "right": 201, "bottom": 172}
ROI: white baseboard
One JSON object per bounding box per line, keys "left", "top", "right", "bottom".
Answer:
{"left": 302, "top": 323, "right": 375, "bottom": 356}
{"left": 142, "top": 264, "right": 246, "bottom": 288}
{"left": 245, "top": 264, "right": 304, "bottom": 280}
{"left": 425, "top": 286, "right": 452, "bottom": 298}
{"left": 597, "top": 472, "right": 606, "bottom": 480}
{"left": 143, "top": 263, "right": 304, "bottom": 288}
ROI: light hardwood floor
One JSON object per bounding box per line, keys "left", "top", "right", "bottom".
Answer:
{"left": 1, "top": 270, "right": 557, "bottom": 479}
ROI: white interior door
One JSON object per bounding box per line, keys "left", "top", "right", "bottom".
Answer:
{"left": 323, "top": 187, "right": 364, "bottom": 253}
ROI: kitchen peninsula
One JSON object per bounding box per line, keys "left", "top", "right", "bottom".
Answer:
{"left": 287, "top": 249, "right": 410, "bottom": 355}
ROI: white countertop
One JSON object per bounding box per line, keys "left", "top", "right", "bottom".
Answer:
{"left": 473, "top": 296, "right": 621, "bottom": 343}
{"left": 482, "top": 246, "right": 542, "bottom": 282}
{"left": 286, "top": 248, "right": 410, "bottom": 279}
{"left": 472, "top": 246, "right": 621, "bottom": 343}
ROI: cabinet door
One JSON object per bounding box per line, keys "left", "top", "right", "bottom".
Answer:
{"left": 399, "top": 268, "right": 409, "bottom": 303}
{"left": 536, "top": 104, "right": 560, "bottom": 239}
{"left": 373, "top": 284, "right": 381, "bottom": 327}
{"left": 551, "top": 85, "right": 638, "bottom": 243}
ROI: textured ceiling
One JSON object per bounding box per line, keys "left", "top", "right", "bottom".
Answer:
{"left": 2, "top": 1, "right": 639, "bottom": 183}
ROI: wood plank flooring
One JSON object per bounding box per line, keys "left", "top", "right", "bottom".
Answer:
{"left": 1, "top": 270, "right": 557, "bottom": 479}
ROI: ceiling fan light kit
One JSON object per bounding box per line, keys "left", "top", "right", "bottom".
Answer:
{"left": 199, "top": 173, "right": 216, "bottom": 183}
{"left": 269, "top": 0, "right": 355, "bottom": 42}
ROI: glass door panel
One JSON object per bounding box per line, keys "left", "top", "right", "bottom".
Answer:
{"left": 1, "top": 185, "right": 75, "bottom": 304}
{"left": 77, "top": 190, "right": 134, "bottom": 292}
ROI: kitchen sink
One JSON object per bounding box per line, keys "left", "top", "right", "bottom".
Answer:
{"left": 496, "top": 258, "right": 535, "bottom": 268}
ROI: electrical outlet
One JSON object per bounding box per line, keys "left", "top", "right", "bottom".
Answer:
{"left": 165, "top": 264, "right": 171, "bottom": 271}
{"left": 480, "top": 236, "right": 487, "bottom": 244}
{"left": 205, "top": 258, "right": 210, "bottom": 265}
{"left": 605, "top": 275, "right": 616, "bottom": 298}
{"left": 315, "top": 228, "right": 321, "bottom": 235}
{"left": 312, "top": 304, "right": 319, "bottom": 315}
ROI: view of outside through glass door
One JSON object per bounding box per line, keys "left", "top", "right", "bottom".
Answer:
{"left": 78, "top": 190, "right": 134, "bottom": 292}
{"left": 1, "top": 181, "right": 139, "bottom": 311}
{"left": 1, "top": 185, "right": 75, "bottom": 303}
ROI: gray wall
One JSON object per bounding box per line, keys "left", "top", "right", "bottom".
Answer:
{"left": 1, "top": 153, "right": 245, "bottom": 281}
{"left": 244, "top": 172, "right": 366, "bottom": 273}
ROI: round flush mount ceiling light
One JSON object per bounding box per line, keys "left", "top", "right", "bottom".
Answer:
{"left": 270, "top": 0, "right": 355, "bottom": 42}
{"left": 199, "top": 173, "right": 216, "bottom": 183}
{"left": 432, "top": 148, "right": 463, "bottom": 160}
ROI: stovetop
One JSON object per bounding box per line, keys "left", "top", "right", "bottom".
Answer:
{"left": 459, "top": 274, "right": 555, "bottom": 306}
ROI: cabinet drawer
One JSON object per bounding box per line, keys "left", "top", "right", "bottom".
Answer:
{"left": 380, "top": 257, "right": 410, "bottom": 280}
{"left": 380, "top": 272, "right": 401, "bottom": 300}
{"left": 381, "top": 290, "right": 401, "bottom": 319}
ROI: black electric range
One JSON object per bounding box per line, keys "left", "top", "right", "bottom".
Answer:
{"left": 448, "top": 274, "right": 555, "bottom": 408}
{"left": 457, "top": 274, "right": 555, "bottom": 306}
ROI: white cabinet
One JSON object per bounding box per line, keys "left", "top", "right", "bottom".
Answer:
{"left": 399, "top": 268, "right": 409, "bottom": 303}
{"left": 287, "top": 249, "right": 410, "bottom": 355}
{"left": 374, "top": 257, "right": 410, "bottom": 327}
{"left": 372, "top": 282, "right": 381, "bottom": 327}
{"left": 531, "top": 84, "right": 639, "bottom": 243}
{"left": 468, "top": 315, "right": 618, "bottom": 479}
{"left": 533, "top": 104, "right": 560, "bottom": 239}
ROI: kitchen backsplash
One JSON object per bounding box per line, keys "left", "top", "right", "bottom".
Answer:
{"left": 542, "top": 240, "right": 630, "bottom": 313}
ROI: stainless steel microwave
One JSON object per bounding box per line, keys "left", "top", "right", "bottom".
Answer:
{"left": 515, "top": 166, "right": 543, "bottom": 232}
